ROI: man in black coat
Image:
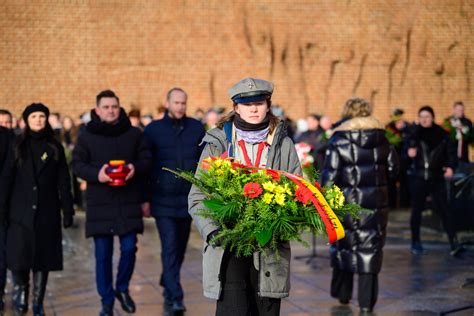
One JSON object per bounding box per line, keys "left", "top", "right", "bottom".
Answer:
{"left": 0, "top": 125, "right": 13, "bottom": 311}
{"left": 408, "top": 106, "right": 464, "bottom": 256}
{"left": 72, "top": 90, "right": 151, "bottom": 316}
{"left": 143, "top": 88, "right": 205, "bottom": 313}
{"left": 442, "top": 101, "right": 473, "bottom": 163}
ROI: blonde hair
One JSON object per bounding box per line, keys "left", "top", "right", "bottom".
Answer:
{"left": 341, "top": 97, "right": 372, "bottom": 119}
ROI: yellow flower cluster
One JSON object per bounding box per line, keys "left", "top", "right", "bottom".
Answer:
{"left": 209, "top": 158, "right": 236, "bottom": 175}
{"left": 261, "top": 181, "right": 292, "bottom": 206}
{"left": 325, "top": 185, "right": 345, "bottom": 210}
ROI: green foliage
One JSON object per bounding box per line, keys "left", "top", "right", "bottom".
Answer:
{"left": 166, "top": 158, "right": 364, "bottom": 257}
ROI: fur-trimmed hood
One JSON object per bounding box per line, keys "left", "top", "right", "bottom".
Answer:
{"left": 329, "top": 116, "right": 387, "bottom": 149}
{"left": 333, "top": 116, "right": 384, "bottom": 132}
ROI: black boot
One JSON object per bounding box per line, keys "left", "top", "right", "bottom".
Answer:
{"left": 12, "top": 271, "right": 29, "bottom": 314}
{"left": 32, "top": 271, "right": 48, "bottom": 316}
{"left": 0, "top": 289, "right": 4, "bottom": 312}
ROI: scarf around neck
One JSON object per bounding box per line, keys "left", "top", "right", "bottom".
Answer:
{"left": 233, "top": 113, "right": 270, "bottom": 144}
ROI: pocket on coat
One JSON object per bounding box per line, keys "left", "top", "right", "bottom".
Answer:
{"left": 259, "top": 243, "right": 291, "bottom": 297}
{"left": 202, "top": 244, "right": 225, "bottom": 300}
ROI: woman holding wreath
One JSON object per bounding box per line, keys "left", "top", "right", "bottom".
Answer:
{"left": 188, "top": 78, "right": 301, "bottom": 316}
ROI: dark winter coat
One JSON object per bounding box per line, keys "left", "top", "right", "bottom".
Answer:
{"left": 144, "top": 112, "right": 205, "bottom": 218}
{"left": 72, "top": 109, "right": 151, "bottom": 237}
{"left": 322, "top": 117, "right": 399, "bottom": 274}
{"left": 3, "top": 134, "right": 74, "bottom": 271}
{"left": 0, "top": 127, "right": 14, "bottom": 222}
{"left": 407, "top": 124, "right": 457, "bottom": 180}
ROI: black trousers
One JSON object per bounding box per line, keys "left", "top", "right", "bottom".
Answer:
{"left": 330, "top": 268, "right": 378, "bottom": 309}
{"left": 0, "top": 225, "right": 6, "bottom": 297}
{"left": 410, "top": 177, "right": 456, "bottom": 244}
{"left": 216, "top": 252, "right": 281, "bottom": 316}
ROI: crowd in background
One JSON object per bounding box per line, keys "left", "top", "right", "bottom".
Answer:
{"left": 0, "top": 101, "right": 473, "bottom": 212}
{"left": 0, "top": 95, "right": 472, "bottom": 316}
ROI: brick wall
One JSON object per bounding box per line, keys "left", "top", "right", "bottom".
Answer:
{"left": 0, "top": 0, "right": 473, "bottom": 124}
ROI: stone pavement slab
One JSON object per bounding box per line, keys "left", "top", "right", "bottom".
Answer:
{"left": 1, "top": 209, "right": 472, "bottom": 315}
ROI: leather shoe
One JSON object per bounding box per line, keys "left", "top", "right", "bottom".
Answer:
{"left": 115, "top": 290, "right": 136, "bottom": 313}
{"left": 172, "top": 301, "right": 186, "bottom": 312}
{"left": 99, "top": 303, "right": 113, "bottom": 316}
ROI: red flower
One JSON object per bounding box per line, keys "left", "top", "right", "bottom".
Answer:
{"left": 243, "top": 183, "right": 263, "bottom": 198}
{"left": 295, "top": 186, "right": 313, "bottom": 204}
{"left": 313, "top": 181, "right": 322, "bottom": 191}
{"left": 265, "top": 169, "right": 281, "bottom": 182}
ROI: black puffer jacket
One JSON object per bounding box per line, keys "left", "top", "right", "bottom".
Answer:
{"left": 72, "top": 109, "right": 151, "bottom": 237}
{"left": 407, "top": 124, "right": 456, "bottom": 180}
{"left": 322, "top": 117, "right": 399, "bottom": 274}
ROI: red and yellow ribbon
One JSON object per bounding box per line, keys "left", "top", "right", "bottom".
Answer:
{"left": 201, "top": 156, "right": 345, "bottom": 244}
{"left": 282, "top": 172, "right": 345, "bottom": 243}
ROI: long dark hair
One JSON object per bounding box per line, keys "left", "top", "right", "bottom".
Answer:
{"left": 217, "top": 100, "right": 280, "bottom": 133}
{"left": 14, "top": 120, "right": 57, "bottom": 167}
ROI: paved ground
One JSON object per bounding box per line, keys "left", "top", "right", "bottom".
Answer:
{"left": 1, "top": 209, "right": 473, "bottom": 315}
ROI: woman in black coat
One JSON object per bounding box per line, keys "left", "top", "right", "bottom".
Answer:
{"left": 322, "top": 98, "right": 398, "bottom": 313}
{"left": 3, "top": 104, "right": 74, "bottom": 315}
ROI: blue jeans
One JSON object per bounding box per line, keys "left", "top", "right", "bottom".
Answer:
{"left": 94, "top": 232, "right": 138, "bottom": 305}
{"left": 155, "top": 216, "right": 191, "bottom": 302}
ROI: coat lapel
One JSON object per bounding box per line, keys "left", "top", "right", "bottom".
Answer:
{"left": 35, "top": 144, "right": 54, "bottom": 177}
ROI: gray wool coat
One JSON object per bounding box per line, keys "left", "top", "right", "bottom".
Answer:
{"left": 188, "top": 121, "right": 301, "bottom": 300}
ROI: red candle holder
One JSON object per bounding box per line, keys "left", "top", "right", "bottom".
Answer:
{"left": 105, "top": 160, "right": 130, "bottom": 187}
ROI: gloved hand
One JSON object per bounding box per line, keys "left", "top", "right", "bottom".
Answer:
{"left": 207, "top": 230, "right": 222, "bottom": 248}
{"left": 63, "top": 213, "right": 74, "bottom": 229}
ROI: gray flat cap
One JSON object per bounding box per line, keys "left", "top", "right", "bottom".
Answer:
{"left": 228, "top": 78, "right": 274, "bottom": 104}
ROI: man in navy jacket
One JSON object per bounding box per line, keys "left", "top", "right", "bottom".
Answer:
{"left": 144, "top": 88, "right": 205, "bottom": 312}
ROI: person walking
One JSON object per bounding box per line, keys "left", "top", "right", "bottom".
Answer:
{"left": 143, "top": 87, "right": 205, "bottom": 313}
{"left": 408, "top": 105, "right": 464, "bottom": 256}
{"left": 188, "top": 78, "right": 301, "bottom": 316}
{"left": 72, "top": 90, "right": 151, "bottom": 316}
{"left": 442, "top": 101, "right": 473, "bottom": 163}
{"left": 0, "top": 122, "right": 15, "bottom": 312}
{"left": 322, "top": 98, "right": 398, "bottom": 314}
{"left": 1, "top": 103, "right": 75, "bottom": 315}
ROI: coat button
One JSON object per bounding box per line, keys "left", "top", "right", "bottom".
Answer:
{"left": 33, "top": 186, "right": 37, "bottom": 191}
{"left": 32, "top": 205, "right": 37, "bottom": 210}
{"left": 265, "top": 271, "right": 270, "bottom": 277}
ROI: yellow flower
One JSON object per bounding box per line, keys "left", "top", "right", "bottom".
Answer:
{"left": 213, "top": 159, "right": 223, "bottom": 168}
{"left": 262, "top": 181, "right": 276, "bottom": 192}
{"left": 284, "top": 184, "right": 293, "bottom": 196}
{"left": 326, "top": 185, "right": 345, "bottom": 209}
{"left": 274, "top": 185, "right": 286, "bottom": 195}
{"left": 262, "top": 193, "right": 274, "bottom": 204}
{"left": 221, "top": 160, "right": 231, "bottom": 168}
{"left": 274, "top": 193, "right": 286, "bottom": 206}
{"left": 214, "top": 168, "right": 224, "bottom": 176}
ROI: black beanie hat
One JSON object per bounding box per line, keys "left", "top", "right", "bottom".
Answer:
{"left": 22, "top": 103, "right": 50, "bottom": 122}
{"left": 418, "top": 105, "right": 435, "bottom": 118}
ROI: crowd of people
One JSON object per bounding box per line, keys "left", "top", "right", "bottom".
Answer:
{"left": 0, "top": 79, "right": 472, "bottom": 316}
